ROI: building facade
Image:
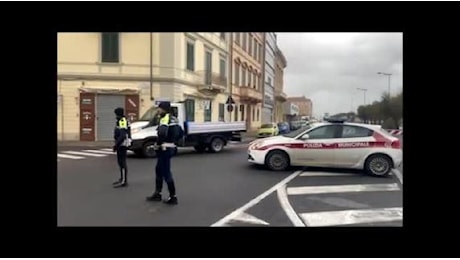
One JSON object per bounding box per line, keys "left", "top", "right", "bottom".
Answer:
{"left": 230, "top": 33, "right": 265, "bottom": 131}
{"left": 283, "top": 101, "right": 299, "bottom": 123}
{"left": 274, "top": 46, "right": 288, "bottom": 123}
{"left": 262, "top": 33, "right": 276, "bottom": 124}
{"left": 58, "top": 32, "right": 230, "bottom": 141}
{"left": 287, "top": 96, "right": 313, "bottom": 118}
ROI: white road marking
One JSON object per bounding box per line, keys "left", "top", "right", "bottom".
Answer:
{"left": 230, "top": 212, "right": 270, "bottom": 226}
{"left": 82, "top": 149, "right": 115, "bottom": 155}
{"left": 100, "top": 148, "right": 114, "bottom": 152}
{"left": 287, "top": 183, "right": 400, "bottom": 195}
{"left": 211, "top": 170, "right": 302, "bottom": 227}
{"left": 299, "top": 207, "right": 403, "bottom": 227}
{"left": 277, "top": 184, "right": 305, "bottom": 227}
{"left": 58, "top": 154, "right": 84, "bottom": 159}
{"left": 392, "top": 169, "right": 403, "bottom": 185}
{"left": 61, "top": 151, "right": 107, "bottom": 157}
{"left": 300, "top": 171, "right": 358, "bottom": 177}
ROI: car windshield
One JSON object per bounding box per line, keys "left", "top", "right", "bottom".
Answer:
{"left": 283, "top": 124, "right": 314, "bottom": 138}
{"left": 261, "top": 124, "right": 274, "bottom": 128}
{"left": 139, "top": 107, "right": 160, "bottom": 122}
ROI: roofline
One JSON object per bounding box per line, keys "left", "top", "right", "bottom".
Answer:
{"left": 275, "top": 46, "right": 287, "bottom": 67}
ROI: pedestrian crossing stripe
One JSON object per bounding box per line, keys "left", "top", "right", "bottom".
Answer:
{"left": 81, "top": 149, "right": 115, "bottom": 154}
{"left": 287, "top": 183, "right": 400, "bottom": 195}
{"left": 62, "top": 151, "right": 107, "bottom": 157}
{"left": 58, "top": 153, "right": 84, "bottom": 159}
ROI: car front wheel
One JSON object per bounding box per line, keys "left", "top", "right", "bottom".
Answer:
{"left": 364, "top": 154, "right": 393, "bottom": 177}
{"left": 265, "top": 150, "right": 290, "bottom": 171}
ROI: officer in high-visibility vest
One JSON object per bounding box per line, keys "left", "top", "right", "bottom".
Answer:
{"left": 146, "top": 101, "right": 180, "bottom": 204}
{"left": 113, "top": 107, "right": 131, "bottom": 188}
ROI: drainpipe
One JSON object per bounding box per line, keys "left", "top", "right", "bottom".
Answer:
{"left": 261, "top": 33, "right": 267, "bottom": 124}
{"left": 59, "top": 80, "right": 64, "bottom": 141}
{"left": 228, "top": 32, "right": 233, "bottom": 122}
{"left": 150, "top": 32, "right": 154, "bottom": 101}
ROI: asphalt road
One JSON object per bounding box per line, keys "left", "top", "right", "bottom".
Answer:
{"left": 58, "top": 144, "right": 403, "bottom": 227}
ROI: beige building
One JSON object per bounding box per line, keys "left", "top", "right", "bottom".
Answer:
{"left": 58, "top": 32, "right": 230, "bottom": 141}
{"left": 229, "top": 33, "right": 265, "bottom": 132}
{"left": 287, "top": 96, "right": 313, "bottom": 118}
{"left": 274, "top": 46, "right": 288, "bottom": 123}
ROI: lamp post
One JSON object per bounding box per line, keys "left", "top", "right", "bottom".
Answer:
{"left": 357, "top": 88, "right": 368, "bottom": 105}
{"left": 150, "top": 32, "right": 154, "bottom": 101}
{"left": 377, "top": 72, "right": 392, "bottom": 97}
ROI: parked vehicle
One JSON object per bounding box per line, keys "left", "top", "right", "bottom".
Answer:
{"left": 129, "top": 102, "right": 246, "bottom": 158}
{"left": 277, "top": 122, "right": 290, "bottom": 134}
{"left": 257, "top": 123, "right": 279, "bottom": 138}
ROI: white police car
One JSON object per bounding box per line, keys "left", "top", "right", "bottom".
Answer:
{"left": 248, "top": 119, "right": 402, "bottom": 176}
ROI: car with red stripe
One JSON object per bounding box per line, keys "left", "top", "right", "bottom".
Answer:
{"left": 248, "top": 119, "right": 402, "bottom": 176}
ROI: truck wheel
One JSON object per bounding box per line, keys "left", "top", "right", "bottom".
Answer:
{"left": 142, "top": 141, "right": 157, "bottom": 158}
{"left": 209, "top": 137, "right": 224, "bottom": 153}
{"left": 265, "top": 150, "right": 290, "bottom": 171}
{"left": 194, "top": 145, "right": 207, "bottom": 153}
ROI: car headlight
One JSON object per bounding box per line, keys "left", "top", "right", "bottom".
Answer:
{"left": 131, "top": 127, "right": 141, "bottom": 134}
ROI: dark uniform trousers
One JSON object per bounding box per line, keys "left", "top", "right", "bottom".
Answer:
{"left": 155, "top": 147, "right": 176, "bottom": 196}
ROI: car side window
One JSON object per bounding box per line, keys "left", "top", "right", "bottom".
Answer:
{"left": 341, "top": 125, "right": 373, "bottom": 138}
{"left": 307, "top": 125, "right": 337, "bottom": 139}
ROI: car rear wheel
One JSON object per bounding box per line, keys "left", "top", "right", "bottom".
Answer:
{"left": 365, "top": 154, "right": 392, "bottom": 177}
{"left": 208, "top": 137, "right": 224, "bottom": 153}
{"left": 265, "top": 150, "right": 290, "bottom": 171}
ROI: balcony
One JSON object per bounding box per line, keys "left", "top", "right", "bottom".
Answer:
{"left": 239, "top": 86, "right": 263, "bottom": 103}
{"left": 274, "top": 89, "right": 287, "bottom": 102}
{"left": 196, "top": 70, "right": 227, "bottom": 94}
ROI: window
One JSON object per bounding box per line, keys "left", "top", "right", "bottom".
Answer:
{"left": 234, "top": 104, "right": 238, "bottom": 121}
{"left": 259, "top": 43, "right": 263, "bottom": 63}
{"left": 242, "top": 33, "right": 247, "bottom": 51}
{"left": 307, "top": 125, "right": 338, "bottom": 139}
{"left": 204, "top": 100, "right": 212, "bottom": 122}
{"left": 220, "top": 58, "right": 226, "bottom": 79}
{"left": 205, "top": 50, "right": 212, "bottom": 85}
{"left": 341, "top": 125, "right": 373, "bottom": 138}
{"left": 253, "top": 72, "right": 257, "bottom": 88}
{"left": 259, "top": 75, "right": 263, "bottom": 90}
{"left": 234, "top": 62, "right": 240, "bottom": 86}
{"left": 254, "top": 43, "right": 258, "bottom": 61}
{"left": 101, "top": 33, "right": 119, "bottom": 63}
{"left": 220, "top": 33, "right": 225, "bottom": 40}
{"left": 219, "top": 103, "right": 225, "bottom": 121}
{"left": 268, "top": 77, "right": 272, "bottom": 86}
{"left": 257, "top": 108, "right": 260, "bottom": 121}
{"left": 184, "top": 99, "right": 195, "bottom": 122}
{"left": 186, "top": 41, "right": 195, "bottom": 71}
{"left": 240, "top": 105, "right": 245, "bottom": 121}
{"left": 235, "top": 33, "right": 241, "bottom": 45}
{"left": 252, "top": 107, "right": 255, "bottom": 122}
{"left": 248, "top": 35, "right": 253, "bottom": 56}
{"left": 242, "top": 68, "right": 246, "bottom": 86}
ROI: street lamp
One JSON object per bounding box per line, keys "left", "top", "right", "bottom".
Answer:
{"left": 357, "top": 88, "right": 368, "bottom": 105}
{"left": 377, "top": 72, "right": 392, "bottom": 97}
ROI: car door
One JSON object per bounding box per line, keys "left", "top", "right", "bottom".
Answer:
{"left": 334, "top": 125, "right": 374, "bottom": 167}
{"left": 294, "top": 125, "right": 341, "bottom": 167}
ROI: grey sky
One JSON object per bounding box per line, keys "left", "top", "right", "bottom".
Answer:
{"left": 276, "top": 33, "right": 403, "bottom": 118}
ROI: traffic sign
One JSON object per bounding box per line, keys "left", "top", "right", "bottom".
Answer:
{"left": 226, "top": 96, "right": 235, "bottom": 104}
{"left": 227, "top": 104, "right": 234, "bottom": 112}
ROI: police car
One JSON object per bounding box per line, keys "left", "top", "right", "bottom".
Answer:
{"left": 247, "top": 118, "right": 402, "bottom": 176}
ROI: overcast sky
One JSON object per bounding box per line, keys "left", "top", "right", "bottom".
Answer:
{"left": 276, "top": 33, "right": 402, "bottom": 118}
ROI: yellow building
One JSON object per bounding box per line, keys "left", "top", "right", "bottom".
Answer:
{"left": 230, "top": 33, "right": 265, "bottom": 132}
{"left": 58, "top": 32, "right": 230, "bottom": 141}
{"left": 274, "top": 46, "right": 288, "bottom": 123}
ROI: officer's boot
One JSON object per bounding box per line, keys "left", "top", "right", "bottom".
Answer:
{"left": 164, "top": 181, "right": 178, "bottom": 205}
{"left": 113, "top": 168, "right": 128, "bottom": 188}
{"left": 112, "top": 168, "right": 123, "bottom": 185}
{"left": 146, "top": 179, "right": 163, "bottom": 201}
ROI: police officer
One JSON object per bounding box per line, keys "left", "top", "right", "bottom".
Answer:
{"left": 146, "top": 101, "right": 180, "bottom": 204}
{"left": 113, "top": 107, "right": 131, "bottom": 188}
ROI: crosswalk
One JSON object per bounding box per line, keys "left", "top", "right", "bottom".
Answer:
{"left": 214, "top": 169, "right": 403, "bottom": 227}
{"left": 58, "top": 148, "right": 116, "bottom": 161}
{"left": 285, "top": 170, "right": 403, "bottom": 227}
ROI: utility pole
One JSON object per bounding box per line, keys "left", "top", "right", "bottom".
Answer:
{"left": 228, "top": 32, "right": 233, "bottom": 122}
{"left": 377, "top": 72, "right": 392, "bottom": 97}
{"left": 357, "top": 88, "right": 368, "bottom": 105}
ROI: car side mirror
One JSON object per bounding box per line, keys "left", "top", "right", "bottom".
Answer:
{"left": 301, "top": 134, "right": 310, "bottom": 140}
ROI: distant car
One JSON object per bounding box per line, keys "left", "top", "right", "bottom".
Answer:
{"left": 257, "top": 123, "right": 279, "bottom": 138}
{"left": 248, "top": 119, "right": 402, "bottom": 177}
{"left": 277, "top": 122, "right": 290, "bottom": 134}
